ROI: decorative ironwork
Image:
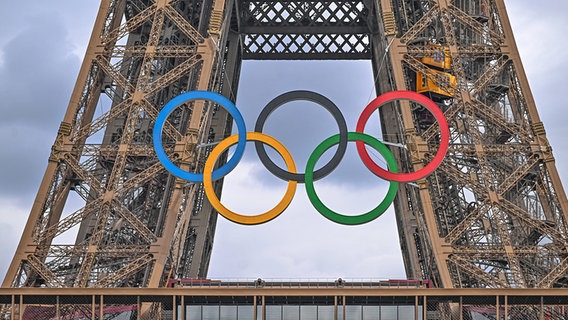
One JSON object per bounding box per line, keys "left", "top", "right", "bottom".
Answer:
{"left": 3, "top": 2, "right": 568, "bottom": 315}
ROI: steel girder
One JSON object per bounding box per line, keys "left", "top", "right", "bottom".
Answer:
{"left": 2, "top": 0, "right": 568, "bottom": 302}
{"left": 3, "top": 0, "right": 237, "bottom": 291}
{"left": 237, "top": 0, "right": 377, "bottom": 59}
{"left": 374, "top": 0, "right": 568, "bottom": 288}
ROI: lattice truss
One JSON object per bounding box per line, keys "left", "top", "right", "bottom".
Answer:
{"left": 5, "top": 0, "right": 568, "bottom": 298}
{"left": 5, "top": 0, "right": 235, "bottom": 289}
{"left": 238, "top": 0, "right": 374, "bottom": 59}
{"left": 382, "top": 0, "right": 568, "bottom": 288}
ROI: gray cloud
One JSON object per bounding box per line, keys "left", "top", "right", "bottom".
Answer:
{"left": 0, "top": 222, "right": 17, "bottom": 281}
{"left": 0, "top": 13, "right": 80, "bottom": 198}
{"left": 0, "top": 199, "right": 28, "bottom": 281}
{"left": 0, "top": 14, "right": 77, "bottom": 126}
{"left": 505, "top": 0, "right": 568, "bottom": 180}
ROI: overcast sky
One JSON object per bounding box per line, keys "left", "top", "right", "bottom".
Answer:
{"left": 0, "top": 1, "right": 567, "bottom": 282}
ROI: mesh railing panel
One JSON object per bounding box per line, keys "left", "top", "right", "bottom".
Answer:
{"left": 1, "top": 291, "right": 568, "bottom": 320}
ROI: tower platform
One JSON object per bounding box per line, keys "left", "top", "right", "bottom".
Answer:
{"left": 2, "top": 281, "right": 568, "bottom": 319}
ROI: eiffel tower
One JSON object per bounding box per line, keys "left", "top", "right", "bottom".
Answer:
{"left": 3, "top": 0, "right": 568, "bottom": 290}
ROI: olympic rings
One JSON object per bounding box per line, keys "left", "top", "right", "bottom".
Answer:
{"left": 254, "top": 90, "right": 348, "bottom": 183}
{"left": 203, "top": 132, "right": 297, "bottom": 225}
{"left": 153, "top": 90, "right": 449, "bottom": 225}
{"left": 305, "top": 132, "right": 399, "bottom": 225}
{"left": 152, "top": 91, "right": 247, "bottom": 183}
{"left": 355, "top": 90, "right": 450, "bottom": 183}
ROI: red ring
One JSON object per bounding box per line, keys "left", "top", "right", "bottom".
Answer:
{"left": 355, "top": 90, "right": 450, "bottom": 183}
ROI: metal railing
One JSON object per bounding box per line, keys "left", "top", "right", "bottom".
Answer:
{"left": 2, "top": 287, "right": 568, "bottom": 319}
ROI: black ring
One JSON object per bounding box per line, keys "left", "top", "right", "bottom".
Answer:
{"left": 254, "top": 90, "right": 348, "bottom": 183}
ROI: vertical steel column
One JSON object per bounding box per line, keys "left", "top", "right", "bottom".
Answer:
{"left": 172, "top": 295, "right": 177, "bottom": 320}
{"left": 540, "top": 296, "right": 544, "bottom": 320}
{"left": 137, "top": 296, "right": 141, "bottom": 320}
{"left": 415, "top": 295, "right": 419, "bottom": 320}
{"left": 504, "top": 295, "right": 508, "bottom": 320}
{"left": 459, "top": 296, "right": 463, "bottom": 320}
{"left": 100, "top": 294, "right": 104, "bottom": 319}
{"left": 423, "top": 296, "right": 427, "bottom": 320}
{"left": 496, "top": 295, "right": 500, "bottom": 319}
{"left": 342, "top": 295, "right": 346, "bottom": 320}
{"left": 91, "top": 295, "right": 95, "bottom": 319}
{"left": 261, "top": 295, "right": 265, "bottom": 320}
{"left": 334, "top": 296, "right": 338, "bottom": 320}
{"left": 181, "top": 295, "right": 185, "bottom": 320}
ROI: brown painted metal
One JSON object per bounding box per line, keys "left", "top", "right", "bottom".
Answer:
{"left": 3, "top": 0, "right": 233, "bottom": 290}
{"left": 3, "top": 0, "right": 568, "bottom": 310}
{"left": 374, "top": 0, "right": 568, "bottom": 289}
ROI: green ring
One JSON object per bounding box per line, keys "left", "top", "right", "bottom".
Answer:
{"left": 305, "top": 132, "right": 399, "bottom": 225}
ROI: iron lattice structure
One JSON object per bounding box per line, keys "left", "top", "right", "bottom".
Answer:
{"left": 3, "top": 0, "right": 568, "bottom": 293}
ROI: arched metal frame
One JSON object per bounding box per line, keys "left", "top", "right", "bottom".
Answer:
{"left": 3, "top": 0, "right": 568, "bottom": 297}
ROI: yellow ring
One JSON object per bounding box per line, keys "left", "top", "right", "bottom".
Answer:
{"left": 203, "top": 132, "right": 297, "bottom": 225}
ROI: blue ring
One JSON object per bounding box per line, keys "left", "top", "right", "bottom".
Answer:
{"left": 153, "top": 91, "right": 247, "bottom": 182}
